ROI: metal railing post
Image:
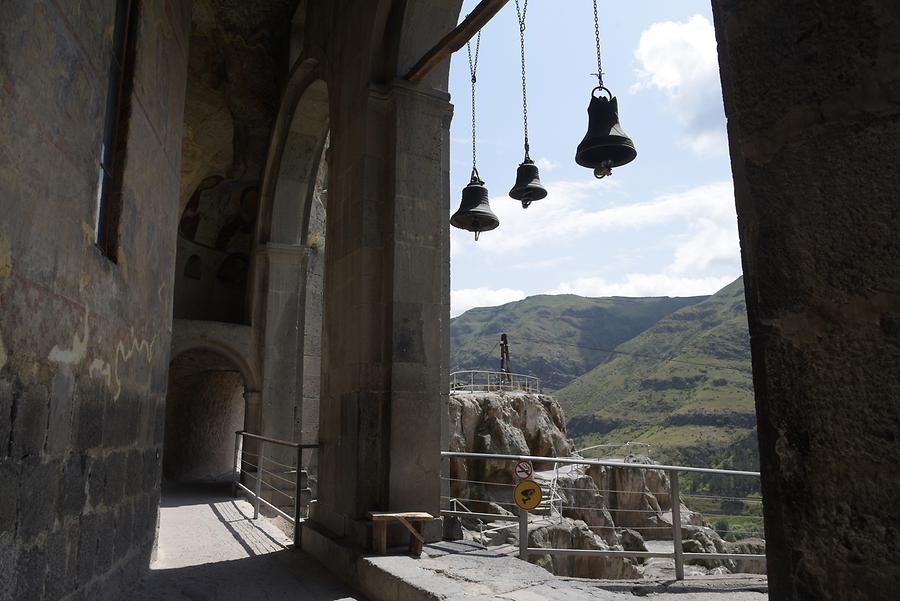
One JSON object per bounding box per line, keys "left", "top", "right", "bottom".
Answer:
{"left": 232, "top": 431, "right": 241, "bottom": 497}
{"left": 519, "top": 507, "right": 528, "bottom": 560}
{"left": 254, "top": 440, "right": 265, "bottom": 519}
{"left": 671, "top": 469, "right": 684, "bottom": 580}
{"left": 293, "top": 444, "right": 303, "bottom": 548}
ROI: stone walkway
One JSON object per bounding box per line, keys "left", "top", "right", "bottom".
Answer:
{"left": 130, "top": 484, "right": 765, "bottom": 601}
{"left": 358, "top": 540, "right": 768, "bottom": 601}
{"left": 131, "top": 484, "right": 361, "bottom": 601}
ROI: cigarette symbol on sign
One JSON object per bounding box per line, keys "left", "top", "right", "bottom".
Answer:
{"left": 514, "top": 461, "right": 533, "bottom": 480}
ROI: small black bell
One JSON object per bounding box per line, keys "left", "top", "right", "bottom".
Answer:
{"left": 451, "top": 176, "right": 500, "bottom": 240}
{"left": 575, "top": 87, "right": 636, "bottom": 178}
{"left": 509, "top": 159, "right": 547, "bottom": 208}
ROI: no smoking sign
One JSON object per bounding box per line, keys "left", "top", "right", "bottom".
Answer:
{"left": 514, "top": 460, "right": 533, "bottom": 481}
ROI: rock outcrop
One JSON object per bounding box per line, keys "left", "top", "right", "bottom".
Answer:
{"left": 527, "top": 518, "right": 642, "bottom": 580}
{"left": 682, "top": 527, "right": 766, "bottom": 574}
{"left": 448, "top": 391, "right": 573, "bottom": 504}
{"left": 445, "top": 391, "right": 765, "bottom": 579}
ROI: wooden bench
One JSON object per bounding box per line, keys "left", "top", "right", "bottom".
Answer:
{"left": 368, "top": 512, "right": 435, "bottom": 557}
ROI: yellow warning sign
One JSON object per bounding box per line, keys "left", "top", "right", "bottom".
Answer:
{"left": 514, "top": 479, "right": 542, "bottom": 511}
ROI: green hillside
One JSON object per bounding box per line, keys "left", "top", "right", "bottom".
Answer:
{"left": 555, "top": 277, "right": 756, "bottom": 469}
{"left": 450, "top": 294, "right": 706, "bottom": 391}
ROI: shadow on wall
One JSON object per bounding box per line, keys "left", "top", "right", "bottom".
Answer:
{"left": 164, "top": 349, "right": 246, "bottom": 484}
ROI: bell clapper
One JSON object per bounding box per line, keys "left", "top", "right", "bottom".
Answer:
{"left": 593, "top": 161, "right": 613, "bottom": 179}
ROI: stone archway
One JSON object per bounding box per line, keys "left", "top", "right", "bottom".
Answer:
{"left": 163, "top": 348, "right": 249, "bottom": 484}
{"left": 250, "top": 64, "right": 331, "bottom": 454}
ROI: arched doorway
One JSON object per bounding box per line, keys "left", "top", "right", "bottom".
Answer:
{"left": 163, "top": 348, "right": 249, "bottom": 484}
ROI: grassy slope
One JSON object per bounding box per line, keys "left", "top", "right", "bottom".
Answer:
{"left": 554, "top": 277, "right": 757, "bottom": 472}
{"left": 450, "top": 294, "right": 706, "bottom": 391}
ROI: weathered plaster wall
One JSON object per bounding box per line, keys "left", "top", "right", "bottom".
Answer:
{"left": 0, "top": 1, "right": 191, "bottom": 599}
{"left": 712, "top": 1, "right": 900, "bottom": 600}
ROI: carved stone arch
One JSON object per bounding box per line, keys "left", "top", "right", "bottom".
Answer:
{"left": 169, "top": 321, "right": 261, "bottom": 393}
{"left": 255, "top": 59, "right": 330, "bottom": 247}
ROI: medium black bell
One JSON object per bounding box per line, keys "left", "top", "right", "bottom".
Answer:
{"left": 451, "top": 176, "right": 500, "bottom": 240}
{"left": 509, "top": 160, "right": 547, "bottom": 208}
{"left": 575, "top": 87, "right": 636, "bottom": 178}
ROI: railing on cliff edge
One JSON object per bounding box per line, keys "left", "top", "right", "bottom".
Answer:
{"left": 441, "top": 450, "right": 765, "bottom": 581}
{"left": 450, "top": 370, "right": 541, "bottom": 394}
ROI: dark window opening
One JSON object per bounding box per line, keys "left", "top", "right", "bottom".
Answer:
{"left": 94, "top": 0, "right": 140, "bottom": 261}
{"left": 183, "top": 255, "right": 203, "bottom": 280}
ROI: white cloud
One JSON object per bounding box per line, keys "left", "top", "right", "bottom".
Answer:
{"left": 546, "top": 273, "right": 736, "bottom": 298}
{"left": 535, "top": 157, "right": 558, "bottom": 172}
{"left": 633, "top": 15, "right": 727, "bottom": 156}
{"left": 451, "top": 287, "right": 526, "bottom": 317}
{"left": 461, "top": 179, "right": 736, "bottom": 255}
{"left": 670, "top": 216, "right": 740, "bottom": 274}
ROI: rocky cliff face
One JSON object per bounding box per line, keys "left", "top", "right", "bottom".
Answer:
{"left": 445, "top": 391, "right": 764, "bottom": 579}
{"left": 447, "top": 391, "right": 573, "bottom": 503}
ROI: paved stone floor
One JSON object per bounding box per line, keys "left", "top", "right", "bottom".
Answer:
{"left": 359, "top": 540, "right": 768, "bottom": 601}
{"left": 131, "top": 484, "right": 361, "bottom": 600}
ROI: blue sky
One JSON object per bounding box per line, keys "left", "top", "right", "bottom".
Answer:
{"left": 448, "top": 1, "right": 742, "bottom": 316}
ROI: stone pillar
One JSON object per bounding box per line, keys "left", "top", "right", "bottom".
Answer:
{"left": 311, "top": 80, "right": 450, "bottom": 547}
{"left": 258, "top": 242, "right": 310, "bottom": 444}
{"left": 712, "top": 2, "right": 900, "bottom": 600}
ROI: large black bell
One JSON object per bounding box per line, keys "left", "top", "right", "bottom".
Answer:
{"left": 509, "top": 159, "right": 547, "bottom": 208}
{"left": 575, "top": 87, "right": 636, "bottom": 178}
{"left": 451, "top": 176, "right": 500, "bottom": 240}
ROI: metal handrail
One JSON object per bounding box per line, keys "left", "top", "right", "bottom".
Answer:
{"left": 442, "top": 451, "right": 761, "bottom": 477}
{"left": 450, "top": 370, "right": 542, "bottom": 394}
{"left": 441, "top": 451, "right": 764, "bottom": 581}
{"left": 232, "top": 430, "right": 319, "bottom": 548}
{"left": 575, "top": 441, "right": 653, "bottom": 457}
{"left": 236, "top": 430, "right": 322, "bottom": 449}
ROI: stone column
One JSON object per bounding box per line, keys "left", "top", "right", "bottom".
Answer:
{"left": 712, "top": 2, "right": 900, "bottom": 599}
{"left": 311, "top": 80, "right": 451, "bottom": 547}
{"left": 258, "top": 242, "right": 310, "bottom": 444}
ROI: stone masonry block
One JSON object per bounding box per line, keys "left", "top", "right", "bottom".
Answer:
{"left": 141, "top": 448, "right": 160, "bottom": 493}
{"left": 113, "top": 501, "right": 134, "bottom": 559}
{"left": 102, "top": 452, "right": 126, "bottom": 508}
{"left": 9, "top": 383, "right": 48, "bottom": 460}
{"left": 58, "top": 453, "right": 87, "bottom": 518}
{"left": 0, "top": 532, "right": 18, "bottom": 601}
{"left": 47, "top": 369, "right": 75, "bottom": 455}
{"left": 44, "top": 521, "right": 78, "bottom": 601}
{"left": 14, "top": 539, "right": 47, "bottom": 601}
{"left": 75, "top": 392, "right": 104, "bottom": 451}
{"left": 95, "top": 508, "right": 116, "bottom": 577}
{"left": 17, "top": 457, "right": 59, "bottom": 543}
{"left": 0, "top": 458, "right": 21, "bottom": 536}
{"left": 76, "top": 511, "right": 99, "bottom": 586}
{"left": 125, "top": 448, "right": 142, "bottom": 498}
{"left": 86, "top": 455, "right": 105, "bottom": 510}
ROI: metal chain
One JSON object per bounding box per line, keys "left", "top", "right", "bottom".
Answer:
{"left": 515, "top": 0, "right": 530, "bottom": 160}
{"left": 467, "top": 31, "right": 482, "bottom": 181}
{"left": 592, "top": 0, "right": 604, "bottom": 87}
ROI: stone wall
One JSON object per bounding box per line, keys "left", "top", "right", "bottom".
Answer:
{"left": 0, "top": 1, "right": 191, "bottom": 599}
{"left": 712, "top": 1, "right": 900, "bottom": 599}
